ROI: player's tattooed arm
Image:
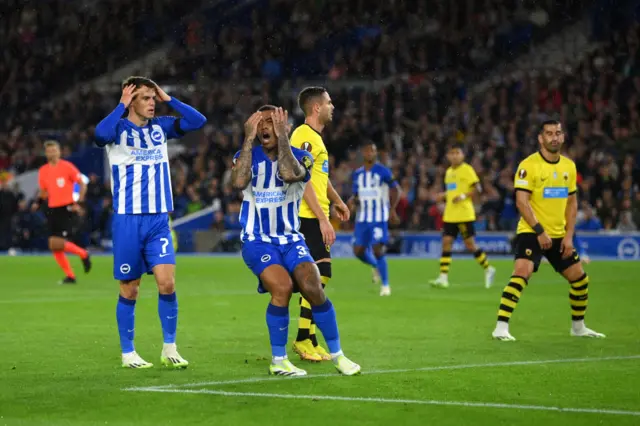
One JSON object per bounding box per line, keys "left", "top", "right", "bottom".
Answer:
{"left": 273, "top": 108, "right": 306, "bottom": 182}
{"left": 232, "top": 113, "right": 261, "bottom": 189}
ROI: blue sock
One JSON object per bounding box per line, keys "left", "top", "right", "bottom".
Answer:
{"left": 356, "top": 247, "right": 378, "bottom": 267}
{"left": 116, "top": 296, "right": 136, "bottom": 354}
{"left": 311, "top": 299, "right": 341, "bottom": 355}
{"left": 266, "top": 304, "right": 289, "bottom": 358}
{"left": 376, "top": 255, "right": 389, "bottom": 286}
{"left": 158, "top": 292, "right": 178, "bottom": 344}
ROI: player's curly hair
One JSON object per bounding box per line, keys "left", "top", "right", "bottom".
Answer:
{"left": 121, "top": 76, "right": 155, "bottom": 90}
{"left": 298, "top": 86, "right": 327, "bottom": 116}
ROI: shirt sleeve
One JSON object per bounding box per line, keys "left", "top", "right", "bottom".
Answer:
{"left": 291, "top": 129, "right": 315, "bottom": 155}
{"left": 382, "top": 167, "right": 399, "bottom": 188}
{"left": 294, "top": 149, "right": 314, "bottom": 183}
{"left": 290, "top": 129, "right": 303, "bottom": 149}
{"left": 569, "top": 161, "right": 577, "bottom": 195}
{"left": 67, "top": 162, "right": 82, "bottom": 183}
{"left": 514, "top": 161, "right": 533, "bottom": 193}
{"left": 232, "top": 150, "right": 241, "bottom": 166}
{"left": 468, "top": 166, "right": 480, "bottom": 186}
{"left": 95, "top": 103, "right": 126, "bottom": 146}
{"left": 155, "top": 116, "right": 182, "bottom": 140}
{"left": 165, "top": 97, "right": 207, "bottom": 135}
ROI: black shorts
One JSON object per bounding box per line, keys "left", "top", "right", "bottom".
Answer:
{"left": 299, "top": 217, "right": 331, "bottom": 261}
{"left": 46, "top": 205, "right": 74, "bottom": 238}
{"left": 442, "top": 221, "right": 476, "bottom": 240}
{"left": 514, "top": 233, "right": 580, "bottom": 273}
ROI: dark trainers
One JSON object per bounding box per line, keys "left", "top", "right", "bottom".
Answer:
{"left": 82, "top": 254, "right": 92, "bottom": 274}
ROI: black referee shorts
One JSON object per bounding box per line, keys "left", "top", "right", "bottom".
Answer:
{"left": 46, "top": 205, "right": 74, "bottom": 238}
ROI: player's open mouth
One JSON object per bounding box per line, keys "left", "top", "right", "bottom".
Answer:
{"left": 262, "top": 133, "right": 271, "bottom": 141}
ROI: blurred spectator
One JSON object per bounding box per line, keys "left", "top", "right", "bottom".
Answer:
{"left": 577, "top": 204, "right": 603, "bottom": 231}
{"left": 2, "top": 0, "right": 639, "bottom": 252}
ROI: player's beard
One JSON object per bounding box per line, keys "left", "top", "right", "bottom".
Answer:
{"left": 321, "top": 109, "right": 332, "bottom": 124}
{"left": 544, "top": 140, "right": 562, "bottom": 153}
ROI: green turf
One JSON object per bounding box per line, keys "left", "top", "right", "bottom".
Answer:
{"left": 1, "top": 256, "right": 639, "bottom": 426}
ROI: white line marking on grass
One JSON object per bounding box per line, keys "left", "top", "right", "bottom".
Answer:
{"left": 124, "top": 388, "right": 640, "bottom": 417}
{"left": 125, "top": 354, "right": 640, "bottom": 390}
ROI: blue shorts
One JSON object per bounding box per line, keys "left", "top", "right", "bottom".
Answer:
{"left": 112, "top": 213, "right": 175, "bottom": 280}
{"left": 353, "top": 222, "right": 389, "bottom": 247}
{"left": 242, "top": 240, "right": 314, "bottom": 293}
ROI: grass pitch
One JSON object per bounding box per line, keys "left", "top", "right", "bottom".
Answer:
{"left": 1, "top": 255, "right": 639, "bottom": 425}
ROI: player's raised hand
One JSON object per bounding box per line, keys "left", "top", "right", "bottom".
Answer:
{"left": 152, "top": 81, "right": 172, "bottom": 102}
{"left": 537, "top": 232, "right": 552, "bottom": 251}
{"left": 120, "top": 84, "right": 138, "bottom": 108}
{"left": 272, "top": 107, "right": 288, "bottom": 138}
{"left": 244, "top": 112, "right": 262, "bottom": 141}
{"left": 560, "top": 235, "right": 575, "bottom": 259}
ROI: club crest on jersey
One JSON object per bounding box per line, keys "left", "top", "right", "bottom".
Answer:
{"left": 518, "top": 169, "right": 527, "bottom": 179}
{"left": 150, "top": 124, "right": 165, "bottom": 145}
{"left": 301, "top": 141, "right": 313, "bottom": 152}
{"left": 56, "top": 178, "right": 65, "bottom": 188}
{"left": 563, "top": 172, "right": 569, "bottom": 181}
{"left": 151, "top": 130, "right": 163, "bottom": 142}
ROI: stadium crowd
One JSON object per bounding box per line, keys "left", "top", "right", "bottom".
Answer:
{"left": 0, "top": 0, "right": 638, "bottom": 252}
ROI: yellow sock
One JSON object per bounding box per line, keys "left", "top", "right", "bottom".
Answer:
{"left": 570, "top": 274, "right": 589, "bottom": 321}
{"left": 497, "top": 276, "right": 528, "bottom": 322}
{"left": 474, "top": 249, "right": 490, "bottom": 269}
{"left": 296, "top": 297, "right": 312, "bottom": 342}
{"left": 440, "top": 251, "right": 452, "bottom": 274}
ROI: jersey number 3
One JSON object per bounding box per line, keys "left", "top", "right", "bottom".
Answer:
{"left": 296, "top": 245, "right": 308, "bottom": 258}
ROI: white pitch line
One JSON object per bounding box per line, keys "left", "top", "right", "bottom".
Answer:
{"left": 124, "top": 388, "right": 640, "bottom": 417}
{"left": 125, "top": 354, "right": 640, "bottom": 391}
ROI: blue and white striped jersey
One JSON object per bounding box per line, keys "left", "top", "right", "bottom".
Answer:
{"left": 233, "top": 146, "right": 313, "bottom": 245}
{"left": 105, "top": 117, "right": 178, "bottom": 214}
{"left": 352, "top": 163, "right": 398, "bottom": 223}
{"left": 95, "top": 98, "right": 206, "bottom": 215}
